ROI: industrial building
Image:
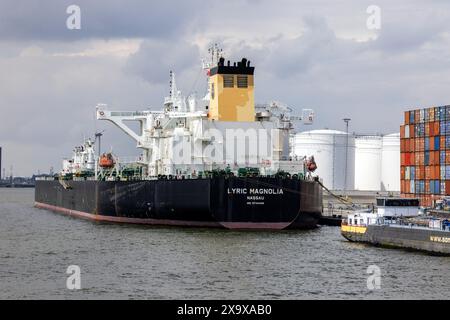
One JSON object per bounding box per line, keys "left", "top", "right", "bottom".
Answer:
{"left": 400, "top": 105, "right": 450, "bottom": 206}
{"left": 292, "top": 130, "right": 400, "bottom": 192}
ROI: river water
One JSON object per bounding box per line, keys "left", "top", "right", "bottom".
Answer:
{"left": 0, "top": 188, "right": 448, "bottom": 299}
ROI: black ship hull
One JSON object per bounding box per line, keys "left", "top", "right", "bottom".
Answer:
{"left": 35, "top": 177, "right": 323, "bottom": 230}
{"left": 341, "top": 224, "right": 450, "bottom": 255}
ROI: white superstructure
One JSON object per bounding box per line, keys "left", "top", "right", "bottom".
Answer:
{"left": 61, "top": 138, "right": 96, "bottom": 176}
{"left": 95, "top": 54, "right": 314, "bottom": 178}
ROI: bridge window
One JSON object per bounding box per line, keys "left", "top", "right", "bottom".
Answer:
{"left": 223, "top": 75, "right": 234, "bottom": 88}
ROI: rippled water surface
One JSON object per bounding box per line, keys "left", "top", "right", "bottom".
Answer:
{"left": 0, "top": 188, "right": 449, "bottom": 299}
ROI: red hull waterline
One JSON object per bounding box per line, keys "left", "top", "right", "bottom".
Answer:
{"left": 34, "top": 202, "right": 291, "bottom": 230}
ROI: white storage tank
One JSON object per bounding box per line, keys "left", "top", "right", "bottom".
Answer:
{"left": 354, "top": 136, "right": 383, "bottom": 191}
{"left": 292, "top": 129, "right": 355, "bottom": 190}
{"left": 381, "top": 133, "right": 400, "bottom": 192}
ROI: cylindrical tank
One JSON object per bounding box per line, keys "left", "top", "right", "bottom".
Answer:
{"left": 354, "top": 136, "right": 382, "bottom": 191}
{"left": 292, "top": 129, "right": 355, "bottom": 190}
{"left": 381, "top": 133, "right": 400, "bottom": 192}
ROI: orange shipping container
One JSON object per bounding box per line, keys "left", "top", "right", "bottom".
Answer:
{"left": 446, "top": 151, "right": 450, "bottom": 164}
{"left": 435, "top": 165, "right": 440, "bottom": 179}
{"left": 419, "top": 152, "right": 425, "bottom": 165}
{"left": 430, "top": 138, "right": 435, "bottom": 151}
{"left": 401, "top": 167, "right": 405, "bottom": 180}
{"left": 435, "top": 122, "right": 440, "bottom": 135}
{"left": 425, "top": 166, "right": 431, "bottom": 179}
{"left": 435, "top": 151, "right": 440, "bottom": 165}
{"left": 410, "top": 138, "right": 415, "bottom": 152}
{"left": 425, "top": 123, "right": 430, "bottom": 136}
{"left": 441, "top": 136, "right": 445, "bottom": 149}
{"left": 400, "top": 125, "right": 405, "bottom": 138}
{"left": 415, "top": 110, "right": 420, "bottom": 123}
{"left": 404, "top": 111, "right": 410, "bottom": 124}
{"left": 405, "top": 180, "right": 410, "bottom": 193}
{"left": 430, "top": 152, "right": 435, "bottom": 165}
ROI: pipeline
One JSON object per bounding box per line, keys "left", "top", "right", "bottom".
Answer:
{"left": 316, "top": 179, "right": 354, "bottom": 206}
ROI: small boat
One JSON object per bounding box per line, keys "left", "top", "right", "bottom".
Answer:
{"left": 341, "top": 197, "right": 450, "bottom": 255}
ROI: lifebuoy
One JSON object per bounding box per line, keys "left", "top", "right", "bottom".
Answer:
{"left": 99, "top": 111, "right": 105, "bottom": 116}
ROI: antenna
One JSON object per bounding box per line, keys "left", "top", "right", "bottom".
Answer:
{"left": 206, "top": 43, "right": 223, "bottom": 67}
{"left": 169, "top": 70, "right": 173, "bottom": 96}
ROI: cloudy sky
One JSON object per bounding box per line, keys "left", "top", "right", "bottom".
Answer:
{"left": 1, "top": 0, "right": 450, "bottom": 176}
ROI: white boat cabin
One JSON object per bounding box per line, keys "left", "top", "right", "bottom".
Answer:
{"left": 346, "top": 197, "right": 420, "bottom": 226}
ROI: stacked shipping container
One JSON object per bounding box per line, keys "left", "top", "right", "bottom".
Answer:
{"left": 400, "top": 106, "right": 450, "bottom": 206}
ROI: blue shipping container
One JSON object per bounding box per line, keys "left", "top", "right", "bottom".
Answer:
{"left": 435, "top": 136, "right": 440, "bottom": 150}
{"left": 440, "top": 106, "right": 446, "bottom": 120}
{"left": 446, "top": 135, "right": 450, "bottom": 149}
{"left": 446, "top": 166, "right": 450, "bottom": 179}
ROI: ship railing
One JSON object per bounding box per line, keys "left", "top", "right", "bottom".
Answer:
{"left": 116, "top": 156, "right": 144, "bottom": 164}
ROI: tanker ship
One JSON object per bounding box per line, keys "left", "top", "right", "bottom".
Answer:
{"left": 35, "top": 49, "right": 323, "bottom": 230}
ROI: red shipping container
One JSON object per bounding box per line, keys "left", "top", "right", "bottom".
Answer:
{"left": 446, "top": 181, "right": 450, "bottom": 195}
{"left": 410, "top": 138, "right": 415, "bottom": 152}
{"left": 435, "top": 151, "right": 440, "bottom": 165}
{"left": 435, "top": 122, "right": 440, "bottom": 135}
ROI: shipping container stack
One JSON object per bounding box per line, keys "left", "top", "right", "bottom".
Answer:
{"left": 400, "top": 106, "right": 450, "bottom": 207}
